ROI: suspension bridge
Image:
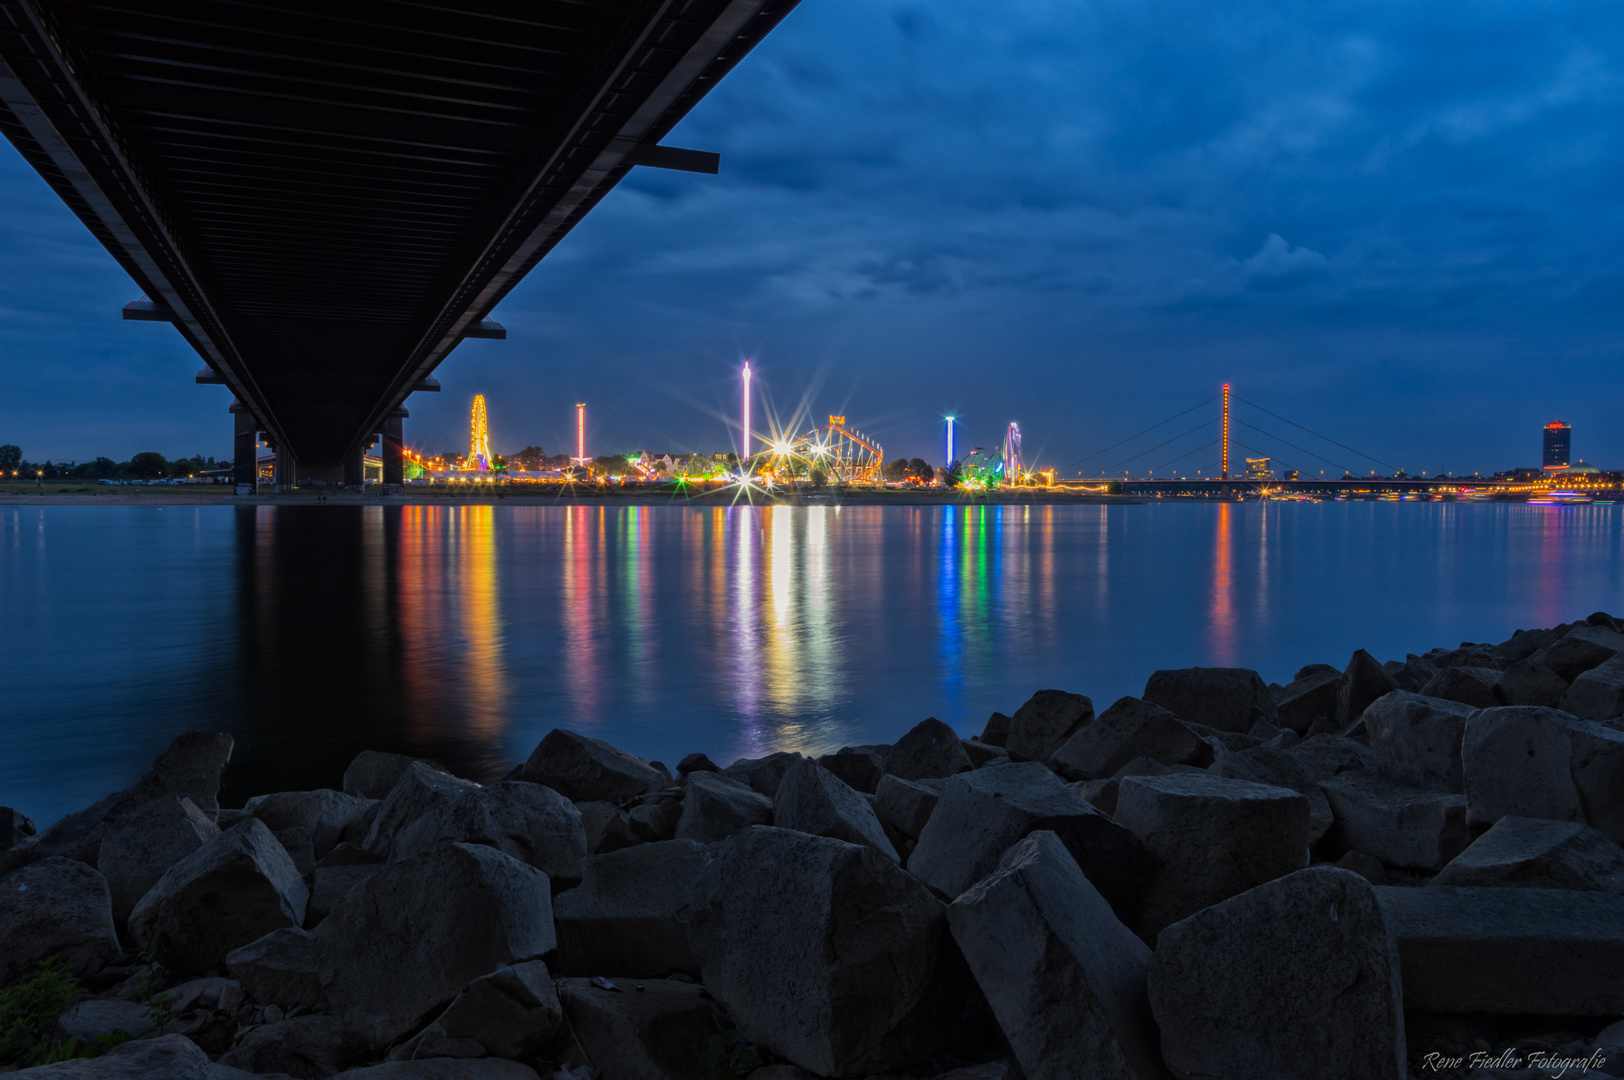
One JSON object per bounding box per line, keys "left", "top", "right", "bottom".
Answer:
{"left": 1062, "top": 383, "right": 1521, "bottom": 497}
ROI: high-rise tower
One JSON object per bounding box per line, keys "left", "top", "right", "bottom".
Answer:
{"left": 1543, "top": 421, "right": 1571, "bottom": 471}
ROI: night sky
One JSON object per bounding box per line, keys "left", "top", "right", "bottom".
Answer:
{"left": 1, "top": 0, "right": 1621, "bottom": 477}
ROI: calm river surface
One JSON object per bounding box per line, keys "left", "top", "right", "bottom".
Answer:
{"left": 5, "top": 501, "right": 1624, "bottom": 824}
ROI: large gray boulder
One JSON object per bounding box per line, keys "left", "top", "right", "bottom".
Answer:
{"left": 362, "top": 762, "right": 481, "bottom": 858}
{"left": 0, "top": 857, "right": 120, "bottom": 985}
{"left": 1430, "top": 816, "right": 1624, "bottom": 892}
{"left": 1005, "top": 689, "right": 1094, "bottom": 761}
{"left": 1320, "top": 771, "right": 1469, "bottom": 870}
{"left": 1538, "top": 623, "right": 1624, "bottom": 683}
{"left": 1462, "top": 706, "right": 1624, "bottom": 842}
{"left": 816, "top": 747, "right": 885, "bottom": 793}
{"left": 884, "top": 718, "right": 972, "bottom": 781}
{"left": 389, "top": 781, "right": 587, "bottom": 884}
{"left": 689, "top": 827, "right": 955, "bottom": 1076}
{"left": 718, "top": 751, "right": 803, "bottom": 797}
{"left": 1049, "top": 696, "right": 1209, "bottom": 781}
{"left": 1362, "top": 691, "right": 1476, "bottom": 794}
{"left": 1495, "top": 658, "right": 1569, "bottom": 708}
{"left": 909, "top": 762, "right": 1145, "bottom": 915}
{"left": 558, "top": 978, "right": 721, "bottom": 1080}
{"left": 553, "top": 840, "right": 711, "bottom": 977}
{"left": 673, "top": 771, "right": 773, "bottom": 844}
{"left": 226, "top": 926, "right": 325, "bottom": 1010}
{"left": 1274, "top": 665, "right": 1342, "bottom": 733}
{"left": 516, "top": 729, "right": 664, "bottom": 804}
{"left": 576, "top": 801, "right": 640, "bottom": 855}
{"left": 128, "top": 818, "right": 308, "bottom": 975}
{"left": 873, "top": 775, "right": 940, "bottom": 841}
{"left": 313, "top": 842, "right": 555, "bottom": 1043}
{"left": 96, "top": 793, "right": 219, "bottom": 924}
{"left": 1114, "top": 773, "right": 1309, "bottom": 939}
{"left": 1144, "top": 667, "right": 1277, "bottom": 733}
{"left": 247, "top": 789, "right": 375, "bottom": 862}
{"left": 947, "top": 832, "right": 1163, "bottom": 1080}
{"left": 1560, "top": 654, "right": 1624, "bottom": 722}
{"left": 342, "top": 751, "right": 449, "bottom": 800}
{"left": 16, "top": 1033, "right": 262, "bottom": 1078}
{"left": 0, "top": 732, "right": 233, "bottom": 877}
{"left": 309, "top": 863, "right": 385, "bottom": 926}
{"left": 1337, "top": 649, "right": 1398, "bottom": 728}
{"left": 1148, "top": 868, "right": 1405, "bottom": 1080}
{"left": 220, "top": 1015, "right": 366, "bottom": 1079}
{"left": 1417, "top": 666, "right": 1499, "bottom": 710}
{"left": 1289, "top": 733, "right": 1374, "bottom": 781}
{"left": 1207, "top": 744, "right": 1333, "bottom": 845}
{"left": 396, "top": 961, "right": 564, "bottom": 1061}
{"left": 1377, "top": 885, "right": 1624, "bottom": 1014}
{"left": 772, "top": 757, "right": 898, "bottom": 861}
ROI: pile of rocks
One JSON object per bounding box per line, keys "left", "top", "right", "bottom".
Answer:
{"left": 5, "top": 615, "right": 1624, "bottom": 1079}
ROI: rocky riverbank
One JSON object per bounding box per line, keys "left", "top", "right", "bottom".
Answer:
{"left": 4, "top": 616, "right": 1624, "bottom": 1079}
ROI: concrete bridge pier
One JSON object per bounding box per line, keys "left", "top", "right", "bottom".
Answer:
{"left": 273, "top": 450, "right": 296, "bottom": 492}
{"left": 342, "top": 447, "right": 364, "bottom": 489}
{"left": 230, "top": 401, "right": 258, "bottom": 494}
{"left": 384, "top": 409, "right": 407, "bottom": 492}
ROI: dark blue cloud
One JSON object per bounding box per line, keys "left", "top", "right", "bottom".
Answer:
{"left": 2, "top": 0, "right": 1623, "bottom": 475}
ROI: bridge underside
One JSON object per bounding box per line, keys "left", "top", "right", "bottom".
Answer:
{"left": 0, "top": 0, "right": 796, "bottom": 467}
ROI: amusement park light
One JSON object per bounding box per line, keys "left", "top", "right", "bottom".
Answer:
{"left": 742, "top": 361, "right": 752, "bottom": 460}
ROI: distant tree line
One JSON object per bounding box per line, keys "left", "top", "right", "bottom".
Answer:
{"left": 0, "top": 445, "right": 224, "bottom": 481}
{"left": 883, "top": 457, "right": 937, "bottom": 483}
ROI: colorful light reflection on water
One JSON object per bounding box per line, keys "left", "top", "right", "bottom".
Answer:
{"left": 5, "top": 501, "right": 1624, "bottom": 823}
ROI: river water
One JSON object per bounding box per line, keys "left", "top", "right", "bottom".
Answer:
{"left": 4, "top": 501, "right": 1623, "bottom": 824}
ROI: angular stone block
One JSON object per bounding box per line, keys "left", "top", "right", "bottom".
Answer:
{"left": 406, "top": 961, "right": 564, "bottom": 1061}
{"left": 1149, "top": 868, "right": 1405, "bottom": 1080}
{"left": 553, "top": 840, "right": 710, "bottom": 978}
{"left": 772, "top": 757, "right": 897, "bottom": 861}
{"left": 128, "top": 818, "right": 308, "bottom": 976}
{"left": 947, "top": 832, "right": 1162, "bottom": 1080}
{"left": 343, "top": 751, "right": 449, "bottom": 800}
{"left": 1431, "top": 816, "right": 1624, "bottom": 892}
{"left": 1363, "top": 691, "right": 1476, "bottom": 794}
{"left": 673, "top": 771, "right": 773, "bottom": 845}
{"left": 1143, "top": 667, "right": 1276, "bottom": 733}
{"left": 718, "top": 751, "right": 803, "bottom": 798}
{"left": 558, "top": 978, "right": 720, "bottom": 1080}
{"left": 389, "top": 781, "right": 587, "bottom": 884}
{"left": 1320, "top": 770, "right": 1468, "bottom": 871}
{"left": 517, "top": 730, "right": 665, "bottom": 804}
{"left": 1005, "top": 689, "right": 1094, "bottom": 761}
{"left": 1049, "top": 696, "right": 1209, "bottom": 781}
{"left": 816, "top": 747, "right": 885, "bottom": 793}
{"left": 1337, "top": 649, "right": 1398, "bottom": 728}
{"left": 1207, "top": 744, "right": 1333, "bottom": 845}
{"left": 873, "top": 775, "right": 939, "bottom": 841}
{"left": 363, "top": 762, "right": 481, "bottom": 858}
{"left": 0, "top": 856, "right": 120, "bottom": 986}
{"left": 1377, "top": 885, "right": 1624, "bottom": 1014}
{"left": 1275, "top": 666, "right": 1342, "bottom": 734}
{"left": 910, "top": 762, "right": 1145, "bottom": 914}
{"left": 313, "top": 843, "right": 555, "bottom": 1044}
{"left": 96, "top": 793, "right": 219, "bottom": 924}
{"left": 1462, "top": 706, "right": 1624, "bottom": 842}
{"left": 689, "top": 827, "right": 953, "bottom": 1077}
{"left": 1495, "top": 658, "right": 1569, "bottom": 709}
{"left": 1539, "top": 623, "right": 1624, "bottom": 683}
{"left": 226, "top": 926, "right": 325, "bottom": 1010}
{"left": 1114, "top": 773, "right": 1309, "bottom": 939}
{"left": 247, "top": 789, "right": 375, "bottom": 862}
{"left": 1560, "top": 654, "right": 1624, "bottom": 722}
{"left": 884, "top": 718, "right": 973, "bottom": 781}
{"left": 1418, "top": 667, "right": 1499, "bottom": 710}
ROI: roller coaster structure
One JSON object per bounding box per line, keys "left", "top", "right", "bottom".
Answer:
{"left": 761, "top": 414, "right": 885, "bottom": 485}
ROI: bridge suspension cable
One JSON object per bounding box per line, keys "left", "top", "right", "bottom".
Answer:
{"left": 1232, "top": 394, "right": 1397, "bottom": 473}
{"left": 1151, "top": 439, "right": 1219, "bottom": 474}
{"left": 1231, "top": 418, "right": 1350, "bottom": 474}
{"left": 1061, "top": 395, "right": 1217, "bottom": 473}
{"left": 1102, "top": 418, "right": 1214, "bottom": 475}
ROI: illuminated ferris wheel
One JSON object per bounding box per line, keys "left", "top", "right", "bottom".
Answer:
{"left": 469, "top": 394, "right": 492, "bottom": 469}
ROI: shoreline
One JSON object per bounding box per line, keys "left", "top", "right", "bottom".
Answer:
{"left": 0, "top": 487, "right": 1138, "bottom": 508}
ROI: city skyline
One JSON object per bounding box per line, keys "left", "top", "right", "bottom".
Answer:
{"left": 2, "top": 0, "right": 1622, "bottom": 474}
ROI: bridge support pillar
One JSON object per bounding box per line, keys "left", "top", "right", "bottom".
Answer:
{"left": 384, "top": 409, "right": 407, "bottom": 489}
{"left": 230, "top": 400, "right": 257, "bottom": 494}
{"left": 343, "top": 446, "right": 364, "bottom": 489}
{"left": 274, "top": 449, "right": 296, "bottom": 492}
